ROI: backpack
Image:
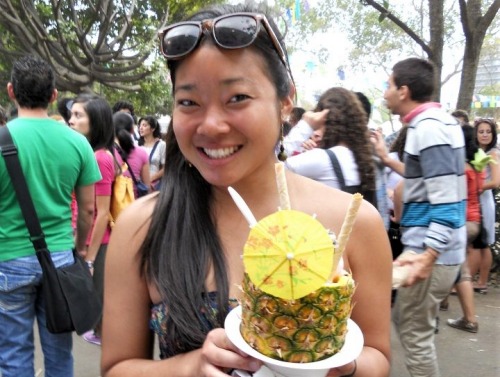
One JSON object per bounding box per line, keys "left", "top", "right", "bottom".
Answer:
{"left": 108, "top": 153, "right": 135, "bottom": 228}
{"left": 325, "top": 149, "right": 377, "bottom": 209}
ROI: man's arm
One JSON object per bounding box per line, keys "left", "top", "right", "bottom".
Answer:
{"left": 74, "top": 184, "right": 95, "bottom": 255}
{"left": 371, "top": 130, "right": 405, "bottom": 175}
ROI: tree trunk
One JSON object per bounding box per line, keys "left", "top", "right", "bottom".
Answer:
{"left": 428, "top": 0, "right": 444, "bottom": 102}
{"left": 456, "top": 40, "right": 481, "bottom": 110}
{"left": 456, "top": 0, "right": 500, "bottom": 110}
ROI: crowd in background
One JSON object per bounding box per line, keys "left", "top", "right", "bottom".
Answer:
{"left": 0, "top": 5, "right": 498, "bottom": 376}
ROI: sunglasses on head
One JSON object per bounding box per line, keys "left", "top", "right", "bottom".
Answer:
{"left": 158, "top": 12, "right": 292, "bottom": 78}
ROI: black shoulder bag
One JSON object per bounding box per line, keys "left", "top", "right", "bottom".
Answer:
{"left": 0, "top": 126, "right": 102, "bottom": 334}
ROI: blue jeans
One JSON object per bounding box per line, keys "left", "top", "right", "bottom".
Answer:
{"left": 0, "top": 250, "right": 75, "bottom": 377}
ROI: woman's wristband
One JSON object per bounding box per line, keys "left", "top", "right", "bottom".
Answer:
{"left": 342, "top": 359, "right": 357, "bottom": 377}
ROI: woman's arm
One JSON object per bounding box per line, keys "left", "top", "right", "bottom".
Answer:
{"left": 74, "top": 184, "right": 95, "bottom": 254}
{"left": 482, "top": 149, "right": 500, "bottom": 190}
{"left": 150, "top": 167, "right": 164, "bottom": 183}
{"left": 371, "top": 131, "right": 405, "bottom": 176}
{"left": 392, "top": 179, "right": 405, "bottom": 223}
{"left": 85, "top": 194, "right": 111, "bottom": 263}
{"left": 102, "top": 197, "right": 261, "bottom": 376}
{"left": 332, "top": 201, "right": 392, "bottom": 377}
{"left": 140, "top": 162, "right": 152, "bottom": 191}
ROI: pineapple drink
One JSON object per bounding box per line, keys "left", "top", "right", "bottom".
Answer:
{"left": 237, "top": 165, "right": 361, "bottom": 363}
{"left": 240, "top": 272, "right": 355, "bottom": 363}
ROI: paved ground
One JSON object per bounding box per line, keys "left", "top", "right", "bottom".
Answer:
{"left": 34, "top": 285, "right": 499, "bottom": 376}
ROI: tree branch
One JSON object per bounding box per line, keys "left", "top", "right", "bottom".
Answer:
{"left": 361, "top": 0, "right": 432, "bottom": 56}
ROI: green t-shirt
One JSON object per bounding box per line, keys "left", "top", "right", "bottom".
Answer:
{"left": 0, "top": 118, "right": 101, "bottom": 261}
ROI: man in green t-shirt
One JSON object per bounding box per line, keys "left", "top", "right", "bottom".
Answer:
{"left": 0, "top": 55, "right": 101, "bottom": 377}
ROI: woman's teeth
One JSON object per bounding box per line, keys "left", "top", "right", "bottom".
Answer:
{"left": 203, "top": 146, "right": 239, "bottom": 159}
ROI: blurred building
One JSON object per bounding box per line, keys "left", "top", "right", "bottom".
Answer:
{"left": 475, "top": 57, "right": 500, "bottom": 93}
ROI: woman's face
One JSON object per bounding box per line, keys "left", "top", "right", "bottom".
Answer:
{"left": 69, "top": 102, "right": 90, "bottom": 137}
{"left": 172, "top": 44, "right": 293, "bottom": 187}
{"left": 476, "top": 122, "right": 493, "bottom": 149}
{"left": 139, "top": 120, "right": 152, "bottom": 137}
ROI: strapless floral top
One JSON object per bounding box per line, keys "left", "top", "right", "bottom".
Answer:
{"left": 150, "top": 292, "right": 239, "bottom": 359}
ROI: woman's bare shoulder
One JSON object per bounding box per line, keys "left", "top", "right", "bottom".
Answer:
{"left": 109, "top": 192, "right": 158, "bottom": 251}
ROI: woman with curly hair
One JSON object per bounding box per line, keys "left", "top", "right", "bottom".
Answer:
{"left": 286, "top": 87, "right": 377, "bottom": 207}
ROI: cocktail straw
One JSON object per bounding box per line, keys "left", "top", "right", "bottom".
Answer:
{"left": 329, "top": 193, "right": 363, "bottom": 281}
{"left": 274, "top": 162, "right": 291, "bottom": 210}
{"left": 228, "top": 187, "right": 258, "bottom": 228}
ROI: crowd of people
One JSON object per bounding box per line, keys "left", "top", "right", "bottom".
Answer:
{"left": 0, "top": 3, "right": 498, "bottom": 377}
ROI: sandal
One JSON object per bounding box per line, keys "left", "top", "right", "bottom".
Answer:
{"left": 473, "top": 286, "right": 488, "bottom": 294}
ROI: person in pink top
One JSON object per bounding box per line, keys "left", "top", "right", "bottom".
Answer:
{"left": 113, "top": 112, "right": 151, "bottom": 198}
{"left": 69, "top": 93, "right": 120, "bottom": 346}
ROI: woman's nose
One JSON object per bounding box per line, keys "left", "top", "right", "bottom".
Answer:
{"left": 197, "top": 107, "right": 230, "bottom": 136}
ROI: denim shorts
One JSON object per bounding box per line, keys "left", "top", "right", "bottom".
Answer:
{"left": 0, "top": 250, "right": 75, "bottom": 377}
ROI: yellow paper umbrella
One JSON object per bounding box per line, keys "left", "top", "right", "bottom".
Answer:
{"left": 243, "top": 210, "right": 334, "bottom": 300}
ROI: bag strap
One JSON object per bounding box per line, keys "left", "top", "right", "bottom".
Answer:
{"left": 325, "top": 149, "right": 347, "bottom": 191}
{"left": 0, "top": 127, "right": 47, "bottom": 252}
{"left": 149, "top": 140, "right": 160, "bottom": 164}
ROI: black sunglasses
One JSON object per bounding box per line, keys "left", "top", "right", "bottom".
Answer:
{"left": 158, "top": 12, "right": 292, "bottom": 79}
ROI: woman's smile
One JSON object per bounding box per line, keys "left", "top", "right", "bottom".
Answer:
{"left": 201, "top": 146, "right": 241, "bottom": 159}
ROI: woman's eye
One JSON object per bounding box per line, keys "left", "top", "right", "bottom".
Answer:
{"left": 229, "top": 94, "right": 250, "bottom": 103}
{"left": 177, "top": 99, "right": 196, "bottom": 107}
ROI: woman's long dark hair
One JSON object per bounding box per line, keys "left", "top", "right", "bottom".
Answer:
{"left": 316, "top": 87, "right": 375, "bottom": 194}
{"left": 389, "top": 125, "right": 409, "bottom": 161}
{"left": 462, "top": 125, "right": 479, "bottom": 163}
{"left": 140, "top": 2, "right": 292, "bottom": 357}
{"left": 73, "top": 93, "right": 114, "bottom": 151}
{"left": 113, "top": 112, "right": 135, "bottom": 158}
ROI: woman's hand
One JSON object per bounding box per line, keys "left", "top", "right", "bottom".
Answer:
{"left": 199, "top": 328, "right": 261, "bottom": 376}
{"left": 302, "top": 138, "right": 318, "bottom": 151}
{"left": 326, "top": 360, "right": 357, "bottom": 376}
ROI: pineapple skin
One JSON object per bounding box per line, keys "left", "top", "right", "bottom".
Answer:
{"left": 240, "top": 273, "right": 355, "bottom": 363}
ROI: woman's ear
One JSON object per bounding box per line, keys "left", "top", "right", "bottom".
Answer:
{"left": 280, "top": 84, "right": 296, "bottom": 120}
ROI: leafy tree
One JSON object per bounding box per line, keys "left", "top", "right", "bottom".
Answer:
{"left": 0, "top": 0, "right": 221, "bottom": 114}
{"left": 275, "top": 0, "right": 499, "bottom": 111}
{"left": 343, "top": 0, "right": 499, "bottom": 108}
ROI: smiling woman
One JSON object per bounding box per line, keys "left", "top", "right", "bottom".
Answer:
{"left": 100, "top": 3, "right": 392, "bottom": 377}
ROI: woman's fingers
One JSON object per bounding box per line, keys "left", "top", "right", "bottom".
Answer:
{"left": 201, "top": 329, "right": 261, "bottom": 375}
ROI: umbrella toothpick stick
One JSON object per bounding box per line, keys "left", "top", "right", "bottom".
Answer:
{"left": 329, "top": 193, "right": 363, "bottom": 281}
{"left": 275, "top": 162, "right": 291, "bottom": 210}
{"left": 228, "top": 187, "right": 258, "bottom": 228}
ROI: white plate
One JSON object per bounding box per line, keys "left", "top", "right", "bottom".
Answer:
{"left": 225, "top": 306, "right": 364, "bottom": 377}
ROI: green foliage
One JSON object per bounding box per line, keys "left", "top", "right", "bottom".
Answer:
{"left": 98, "top": 59, "right": 174, "bottom": 117}
{"left": 0, "top": 0, "right": 223, "bottom": 97}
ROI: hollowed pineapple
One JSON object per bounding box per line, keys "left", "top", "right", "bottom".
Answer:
{"left": 240, "top": 273, "right": 355, "bottom": 363}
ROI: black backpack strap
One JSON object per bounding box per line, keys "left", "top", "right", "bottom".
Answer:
{"left": 325, "top": 149, "right": 346, "bottom": 191}
{"left": 0, "top": 126, "right": 47, "bottom": 252}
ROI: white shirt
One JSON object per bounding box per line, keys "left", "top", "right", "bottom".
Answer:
{"left": 283, "top": 119, "right": 314, "bottom": 155}
{"left": 285, "top": 146, "right": 360, "bottom": 189}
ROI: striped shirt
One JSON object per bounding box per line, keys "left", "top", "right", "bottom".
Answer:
{"left": 401, "top": 107, "right": 467, "bottom": 265}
